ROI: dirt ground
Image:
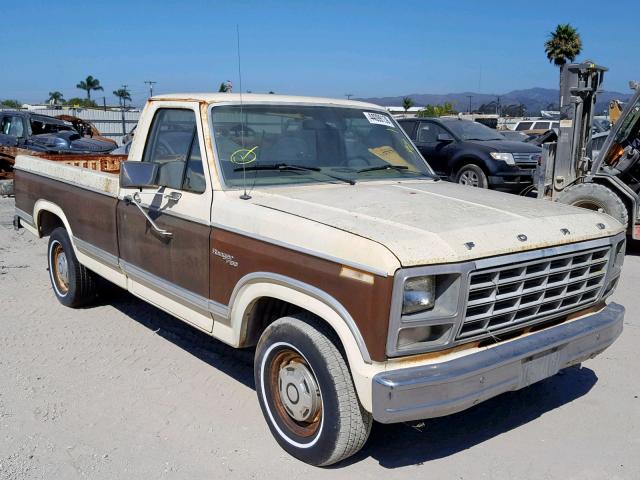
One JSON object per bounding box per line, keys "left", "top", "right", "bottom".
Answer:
{"left": 1, "top": 196, "right": 639, "bottom": 480}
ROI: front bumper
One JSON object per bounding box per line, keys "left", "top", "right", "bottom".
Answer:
{"left": 372, "top": 302, "right": 624, "bottom": 423}
{"left": 488, "top": 167, "right": 535, "bottom": 189}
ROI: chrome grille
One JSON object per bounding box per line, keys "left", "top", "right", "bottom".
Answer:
{"left": 512, "top": 152, "right": 539, "bottom": 167}
{"left": 458, "top": 246, "right": 610, "bottom": 340}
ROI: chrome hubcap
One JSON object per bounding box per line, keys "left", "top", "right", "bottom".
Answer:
{"left": 459, "top": 170, "right": 479, "bottom": 187}
{"left": 56, "top": 251, "right": 69, "bottom": 288}
{"left": 278, "top": 360, "right": 321, "bottom": 422}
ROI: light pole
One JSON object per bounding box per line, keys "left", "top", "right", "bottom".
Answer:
{"left": 345, "top": 94, "right": 353, "bottom": 100}
{"left": 467, "top": 95, "right": 473, "bottom": 114}
{"left": 144, "top": 80, "right": 157, "bottom": 98}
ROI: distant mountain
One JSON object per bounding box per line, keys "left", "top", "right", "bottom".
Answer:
{"left": 358, "top": 88, "right": 633, "bottom": 116}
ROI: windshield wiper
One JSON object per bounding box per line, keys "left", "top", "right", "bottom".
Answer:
{"left": 356, "top": 165, "right": 434, "bottom": 179}
{"left": 234, "top": 163, "right": 355, "bottom": 185}
{"left": 357, "top": 164, "right": 409, "bottom": 173}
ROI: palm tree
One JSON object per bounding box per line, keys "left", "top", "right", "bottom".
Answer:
{"left": 544, "top": 24, "right": 582, "bottom": 67}
{"left": 113, "top": 88, "right": 132, "bottom": 108}
{"left": 402, "top": 97, "right": 414, "bottom": 116}
{"left": 544, "top": 24, "right": 582, "bottom": 109}
{"left": 76, "top": 75, "right": 104, "bottom": 100}
{"left": 47, "top": 91, "right": 65, "bottom": 105}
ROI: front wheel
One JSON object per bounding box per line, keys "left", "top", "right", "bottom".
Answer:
{"left": 455, "top": 164, "right": 489, "bottom": 188}
{"left": 255, "top": 315, "right": 372, "bottom": 466}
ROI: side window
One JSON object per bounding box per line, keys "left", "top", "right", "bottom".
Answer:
{"left": 515, "top": 122, "right": 533, "bottom": 131}
{"left": 1, "top": 116, "right": 25, "bottom": 137}
{"left": 417, "top": 122, "right": 447, "bottom": 143}
{"left": 143, "top": 108, "right": 205, "bottom": 193}
{"left": 398, "top": 121, "right": 416, "bottom": 139}
{"left": 533, "top": 122, "right": 550, "bottom": 130}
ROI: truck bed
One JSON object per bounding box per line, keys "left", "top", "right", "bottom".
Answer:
{"left": 13, "top": 154, "right": 122, "bottom": 257}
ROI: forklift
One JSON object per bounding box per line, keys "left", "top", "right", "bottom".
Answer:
{"left": 537, "top": 61, "right": 640, "bottom": 238}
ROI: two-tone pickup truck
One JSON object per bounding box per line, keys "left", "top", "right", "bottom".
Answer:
{"left": 13, "top": 94, "right": 626, "bottom": 466}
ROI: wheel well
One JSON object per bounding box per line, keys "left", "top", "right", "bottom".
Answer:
{"left": 241, "top": 297, "right": 345, "bottom": 356}
{"left": 38, "top": 210, "right": 64, "bottom": 237}
{"left": 453, "top": 157, "right": 488, "bottom": 176}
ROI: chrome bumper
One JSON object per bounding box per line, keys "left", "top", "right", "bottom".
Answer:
{"left": 372, "top": 302, "right": 624, "bottom": 424}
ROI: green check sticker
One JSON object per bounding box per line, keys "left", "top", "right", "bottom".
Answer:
{"left": 230, "top": 146, "right": 259, "bottom": 165}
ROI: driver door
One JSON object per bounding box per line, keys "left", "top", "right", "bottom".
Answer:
{"left": 414, "top": 121, "right": 452, "bottom": 177}
{"left": 117, "top": 105, "right": 214, "bottom": 332}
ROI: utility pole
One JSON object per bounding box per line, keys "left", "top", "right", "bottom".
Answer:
{"left": 102, "top": 96, "right": 106, "bottom": 111}
{"left": 120, "top": 84, "right": 128, "bottom": 139}
{"left": 467, "top": 95, "right": 473, "bottom": 114}
{"left": 144, "top": 80, "right": 157, "bottom": 98}
{"left": 496, "top": 96, "right": 500, "bottom": 116}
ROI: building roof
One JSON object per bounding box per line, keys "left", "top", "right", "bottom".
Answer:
{"left": 150, "top": 93, "right": 384, "bottom": 110}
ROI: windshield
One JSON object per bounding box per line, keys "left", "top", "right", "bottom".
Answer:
{"left": 210, "top": 104, "right": 434, "bottom": 187}
{"left": 443, "top": 120, "right": 504, "bottom": 141}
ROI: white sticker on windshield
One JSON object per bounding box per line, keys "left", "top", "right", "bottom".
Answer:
{"left": 363, "top": 111, "right": 394, "bottom": 127}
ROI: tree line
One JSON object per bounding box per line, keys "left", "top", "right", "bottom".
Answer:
{"left": 1, "top": 75, "right": 133, "bottom": 109}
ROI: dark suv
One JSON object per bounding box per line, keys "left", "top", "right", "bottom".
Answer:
{"left": 399, "top": 117, "right": 542, "bottom": 192}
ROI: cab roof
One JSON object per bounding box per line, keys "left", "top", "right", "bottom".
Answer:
{"left": 149, "top": 93, "right": 385, "bottom": 110}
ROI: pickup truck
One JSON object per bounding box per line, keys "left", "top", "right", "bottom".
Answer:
{"left": 13, "top": 94, "right": 626, "bottom": 466}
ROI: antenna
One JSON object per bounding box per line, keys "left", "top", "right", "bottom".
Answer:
{"left": 237, "top": 24, "right": 251, "bottom": 200}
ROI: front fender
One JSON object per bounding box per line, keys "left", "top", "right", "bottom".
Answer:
{"left": 228, "top": 272, "right": 381, "bottom": 411}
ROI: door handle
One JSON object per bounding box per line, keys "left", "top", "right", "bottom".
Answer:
{"left": 124, "top": 193, "right": 173, "bottom": 238}
{"left": 164, "top": 191, "right": 182, "bottom": 202}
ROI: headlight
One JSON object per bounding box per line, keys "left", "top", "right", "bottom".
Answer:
{"left": 402, "top": 276, "right": 435, "bottom": 314}
{"left": 489, "top": 152, "right": 515, "bottom": 165}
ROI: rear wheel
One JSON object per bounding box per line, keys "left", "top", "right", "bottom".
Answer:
{"left": 47, "top": 227, "right": 98, "bottom": 307}
{"left": 255, "top": 315, "right": 372, "bottom": 466}
{"left": 456, "top": 164, "right": 488, "bottom": 188}
{"left": 556, "top": 183, "right": 628, "bottom": 228}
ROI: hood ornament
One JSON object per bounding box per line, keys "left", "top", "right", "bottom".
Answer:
{"left": 517, "top": 234, "right": 528, "bottom": 242}
{"left": 561, "top": 228, "right": 571, "bottom": 236}
{"left": 596, "top": 223, "right": 606, "bottom": 230}
{"left": 464, "top": 242, "right": 475, "bottom": 250}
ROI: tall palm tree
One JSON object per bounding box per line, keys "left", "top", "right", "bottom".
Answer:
{"left": 544, "top": 24, "right": 582, "bottom": 67}
{"left": 544, "top": 24, "right": 582, "bottom": 109}
{"left": 402, "top": 97, "right": 414, "bottom": 116}
{"left": 47, "top": 91, "right": 65, "bottom": 105}
{"left": 76, "top": 75, "right": 104, "bottom": 100}
{"left": 113, "top": 88, "right": 132, "bottom": 108}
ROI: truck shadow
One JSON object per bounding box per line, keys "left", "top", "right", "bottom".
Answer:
{"left": 106, "top": 289, "right": 256, "bottom": 389}
{"left": 104, "top": 289, "right": 597, "bottom": 469}
{"left": 346, "top": 365, "right": 597, "bottom": 468}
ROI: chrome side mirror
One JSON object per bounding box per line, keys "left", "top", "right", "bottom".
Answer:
{"left": 120, "top": 161, "right": 159, "bottom": 189}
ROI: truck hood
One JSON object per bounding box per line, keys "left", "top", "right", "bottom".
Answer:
{"left": 251, "top": 180, "right": 623, "bottom": 267}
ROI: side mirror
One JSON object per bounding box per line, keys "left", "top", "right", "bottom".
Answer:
{"left": 437, "top": 133, "right": 454, "bottom": 143}
{"left": 119, "top": 161, "right": 159, "bottom": 189}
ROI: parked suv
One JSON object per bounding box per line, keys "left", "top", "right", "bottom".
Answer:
{"left": 399, "top": 117, "right": 542, "bottom": 192}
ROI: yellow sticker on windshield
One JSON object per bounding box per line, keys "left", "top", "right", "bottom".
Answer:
{"left": 230, "top": 146, "right": 259, "bottom": 165}
{"left": 368, "top": 146, "right": 416, "bottom": 170}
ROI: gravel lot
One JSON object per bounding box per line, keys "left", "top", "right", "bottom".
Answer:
{"left": 1, "top": 196, "right": 639, "bottom": 479}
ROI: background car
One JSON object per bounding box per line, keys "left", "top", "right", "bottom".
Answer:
{"left": 399, "top": 117, "right": 542, "bottom": 192}
{"left": 0, "top": 111, "right": 116, "bottom": 154}
{"left": 499, "top": 130, "right": 529, "bottom": 142}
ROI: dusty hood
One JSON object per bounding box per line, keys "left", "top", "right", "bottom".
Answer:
{"left": 251, "top": 180, "right": 623, "bottom": 267}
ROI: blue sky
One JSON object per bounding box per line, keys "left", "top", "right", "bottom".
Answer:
{"left": 1, "top": 0, "right": 638, "bottom": 105}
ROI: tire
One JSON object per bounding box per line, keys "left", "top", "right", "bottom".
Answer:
{"left": 47, "top": 227, "right": 98, "bottom": 307}
{"left": 556, "top": 183, "right": 628, "bottom": 227}
{"left": 255, "top": 315, "right": 372, "bottom": 466}
{"left": 456, "top": 164, "right": 488, "bottom": 188}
